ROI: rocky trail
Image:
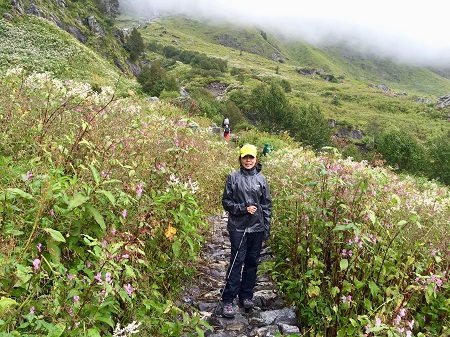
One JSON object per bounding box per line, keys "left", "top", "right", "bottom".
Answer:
{"left": 181, "top": 212, "right": 303, "bottom": 337}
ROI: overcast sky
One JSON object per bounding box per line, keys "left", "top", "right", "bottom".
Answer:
{"left": 120, "top": 0, "right": 450, "bottom": 66}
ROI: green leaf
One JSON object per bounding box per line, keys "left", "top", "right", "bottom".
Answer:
{"left": 67, "top": 193, "right": 89, "bottom": 210}
{"left": 94, "top": 313, "right": 115, "bottom": 328}
{"left": 86, "top": 328, "right": 102, "bottom": 337}
{"left": 95, "top": 189, "right": 116, "bottom": 206}
{"left": 195, "top": 326, "right": 205, "bottom": 337}
{"left": 125, "top": 264, "right": 136, "bottom": 278}
{"left": 43, "top": 228, "right": 66, "bottom": 242}
{"left": 46, "top": 238, "right": 61, "bottom": 264}
{"left": 172, "top": 240, "right": 181, "bottom": 258}
{"left": 340, "top": 259, "right": 348, "bottom": 270}
{"left": 330, "top": 286, "right": 340, "bottom": 297}
{"left": 368, "top": 281, "right": 380, "bottom": 297}
{"left": 90, "top": 164, "right": 100, "bottom": 186}
{"left": 0, "top": 297, "right": 18, "bottom": 316}
{"left": 46, "top": 322, "right": 65, "bottom": 337}
{"left": 85, "top": 204, "right": 106, "bottom": 231}
{"left": 6, "top": 188, "right": 34, "bottom": 200}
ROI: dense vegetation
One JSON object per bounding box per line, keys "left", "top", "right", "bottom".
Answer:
{"left": 0, "top": 3, "right": 449, "bottom": 336}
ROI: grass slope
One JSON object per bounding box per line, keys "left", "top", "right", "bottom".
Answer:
{"left": 0, "top": 16, "right": 137, "bottom": 90}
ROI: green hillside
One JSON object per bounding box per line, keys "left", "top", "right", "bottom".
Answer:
{"left": 0, "top": 16, "right": 136, "bottom": 91}
{"left": 130, "top": 15, "right": 449, "bottom": 138}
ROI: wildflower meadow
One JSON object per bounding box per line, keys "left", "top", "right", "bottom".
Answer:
{"left": 0, "top": 69, "right": 449, "bottom": 336}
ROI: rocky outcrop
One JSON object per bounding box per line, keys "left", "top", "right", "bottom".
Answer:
{"left": 181, "top": 213, "right": 301, "bottom": 336}
{"left": 67, "top": 25, "right": 87, "bottom": 43}
{"left": 87, "top": 16, "right": 105, "bottom": 37}
{"left": 214, "top": 34, "right": 240, "bottom": 50}
{"left": 437, "top": 93, "right": 450, "bottom": 110}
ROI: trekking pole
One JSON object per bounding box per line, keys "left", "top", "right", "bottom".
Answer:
{"left": 213, "top": 228, "right": 247, "bottom": 316}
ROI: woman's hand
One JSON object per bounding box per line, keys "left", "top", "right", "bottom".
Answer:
{"left": 246, "top": 205, "right": 257, "bottom": 215}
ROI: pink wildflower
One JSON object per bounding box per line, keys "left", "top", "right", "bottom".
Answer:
{"left": 26, "top": 171, "right": 34, "bottom": 181}
{"left": 33, "top": 259, "right": 40, "bottom": 271}
{"left": 74, "top": 295, "right": 80, "bottom": 303}
{"left": 125, "top": 283, "right": 133, "bottom": 297}
{"left": 36, "top": 243, "right": 42, "bottom": 253}
{"left": 136, "top": 182, "right": 143, "bottom": 197}
{"left": 122, "top": 209, "right": 127, "bottom": 218}
{"left": 94, "top": 272, "right": 102, "bottom": 283}
{"left": 375, "top": 317, "right": 381, "bottom": 327}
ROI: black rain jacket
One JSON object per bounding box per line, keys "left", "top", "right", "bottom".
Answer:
{"left": 222, "top": 163, "right": 272, "bottom": 235}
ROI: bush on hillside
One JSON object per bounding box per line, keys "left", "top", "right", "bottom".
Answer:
{"left": 376, "top": 128, "right": 426, "bottom": 174}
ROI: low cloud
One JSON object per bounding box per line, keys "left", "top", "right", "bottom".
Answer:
{"left": 119, "top": 0, "right": 450, "bottom": 66}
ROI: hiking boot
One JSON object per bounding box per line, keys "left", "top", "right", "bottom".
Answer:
{"left": 241, "top": 298, "right": 254, "bottom": 309}
{"left": 222, "top": 302, "right": 235, "bottom": 318}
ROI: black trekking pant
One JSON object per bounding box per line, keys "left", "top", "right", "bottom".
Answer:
{"left": 222, "top": 230, "right": 264, "bottom": 303}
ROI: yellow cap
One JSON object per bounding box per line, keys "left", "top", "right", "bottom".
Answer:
{"left": 240, "top": 144, "right": 257, "bottom": 158}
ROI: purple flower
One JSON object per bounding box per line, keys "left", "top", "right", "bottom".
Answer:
{"left": 125, "top": 283, "right": 133, "bottom": 297}
{"left": 105, "top": 272, "right": 111, "bottom": 283}
{"left": 74, "top": 295, "right": 80, "bottom": 303}
{"left": 342, "top": 249, "right": 347, "bottom": 256}
{"left": 50, "top": 209, "right": 55, "bottom": 216}
{"left": 102, "top": 240, "right": 107, "bottom": 249}
{"left": 86, "top": 261, "right": 91, "bottom": 268}
{"left": 68, "top": 274, "right": 74, "bottom": 281}
{"left": 26, "top": 171, "right": 34, "bottom": 181}
{"left": 341, "top": 296, "right": 346, "bottom": 303}
{"left": 36, "top": 243, "right": 42, "bottom": 253}
{"left": 136, "top": 182, "right": 143, "bottom": 197}
{"left": 375, "top": 317, "right": 381, "bottom": 327}
{"left": 94, "top": 272, "right": 102, "bottom": 283}
{"left": 33, "top": 259, "right": 40, "bottom": 271}
{"left": 30, "top": 307, "right": 35, "bottom": 315}
{"left": 122, "top": 209, "right": 127, "bottom": 219}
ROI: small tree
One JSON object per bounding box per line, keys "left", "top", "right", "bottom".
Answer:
{"left": 376, "top": 128, "right": 426, "bottom": 174}
{"left": 125, "top": 28, "right": 144, "bottom": 62}
{"left": 426, "top": 135, "right": 450, "bottom": 184}
{"left": 291, "top": 103, "right": 332, "bottom": 150}
{"left": 137, "top": 62, "right": 167, "bottom": 97}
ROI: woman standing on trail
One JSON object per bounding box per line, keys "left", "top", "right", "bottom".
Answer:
{"left": 221, "top": 143, "right": 272, "bottom": 318}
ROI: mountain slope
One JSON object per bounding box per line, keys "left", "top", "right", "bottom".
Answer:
{"left": 138, "top": 15, "right": 450, "bottom": 97}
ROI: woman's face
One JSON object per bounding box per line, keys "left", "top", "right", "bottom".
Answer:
{"left": 241, "top": 155, "right": 257, "bottom": 169}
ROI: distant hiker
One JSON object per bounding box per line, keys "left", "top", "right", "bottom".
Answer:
{"left": 221, "top": 144, "right": 272, "bottom": 318}
{"left": 222, "top": 117, "right": 230, "bottom": 128}
{"left": 223, "top": 124, "right": 231, "bottom": 142}
{"left": 262, "top": 142, "right": 273, "bottom": 156}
